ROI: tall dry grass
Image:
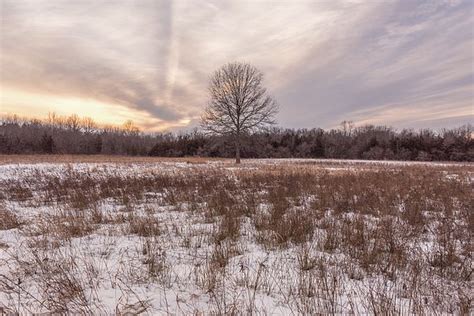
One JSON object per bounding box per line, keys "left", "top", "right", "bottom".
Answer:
{"left": 0, "top": 161, "right": 472, "bottom": 314}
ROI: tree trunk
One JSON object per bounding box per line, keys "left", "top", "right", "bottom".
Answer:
{"left": 235, "top": 136, "right": 241, "bottom": 164}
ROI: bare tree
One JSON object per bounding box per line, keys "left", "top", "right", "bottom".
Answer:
{"left": 66, "top": 114, "right": 81, "bottom": 132}
{"left": 340, "top": 120, "right": 355, "bottom": 137}
{"left": 82, "top": 117, "right": 97, "bottom": 134}
{"left": 122, "top": 120, "right": 140, "bottom": 136}
{"left": 201, "top": 62, "right": 278, "bottom": 163}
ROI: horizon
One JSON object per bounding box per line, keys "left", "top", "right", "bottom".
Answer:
{"left": 1, "top": 0, "right": 473, "bottom": 132}
{"left": 2, "top": 112, "right": 472, "bottom": 136}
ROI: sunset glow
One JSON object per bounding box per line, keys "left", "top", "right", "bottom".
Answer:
{"left": 1, "top": 0, "right": 473, "bottom": 131}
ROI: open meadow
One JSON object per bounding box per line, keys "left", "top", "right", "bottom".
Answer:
{"left": 0, "top": 156, "right": 472, "bottom": 314}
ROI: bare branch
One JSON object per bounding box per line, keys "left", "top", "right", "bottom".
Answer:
{"left": 201, "top": 62, "right": 278, "bottom": 138}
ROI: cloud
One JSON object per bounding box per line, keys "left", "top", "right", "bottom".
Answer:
{"left": 1, "top": 0, "right": 185, "bottom": 123}
{"left": 1, "top": 0, "right": 472, "bottom": 131}
{"left": 274, "top": 0, "right": 473, "bottom": 129}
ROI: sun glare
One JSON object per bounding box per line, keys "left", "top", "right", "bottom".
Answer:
{"left": 0, "top": 86, "right": 184, "bottom": 131}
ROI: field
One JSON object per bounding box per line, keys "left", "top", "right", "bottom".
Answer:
{"left": 0, "top": 156, "right": 472, "bottom": 314}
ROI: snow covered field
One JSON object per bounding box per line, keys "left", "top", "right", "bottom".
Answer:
{"left": 0, "top": 158, "right": 472, "bottom": 314}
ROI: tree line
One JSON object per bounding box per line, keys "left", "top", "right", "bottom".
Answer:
{"left": 0, "top": 114, "right": 156, "bottom": 156}
{"left": 0, "top": 114, "right": 472, "bottom": 161}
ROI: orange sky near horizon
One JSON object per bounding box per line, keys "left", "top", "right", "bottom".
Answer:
{"left": 1, "top": 86, "right": 193, "bottom": 131}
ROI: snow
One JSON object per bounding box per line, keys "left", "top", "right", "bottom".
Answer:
{"left": 0, "top": 158, "right": 471, "bottom": 314}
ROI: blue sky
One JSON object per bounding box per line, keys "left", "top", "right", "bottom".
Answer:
{"left": 1, "top": 0, "right": 473, "bottom": 131}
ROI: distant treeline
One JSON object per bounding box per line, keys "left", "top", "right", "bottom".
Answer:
{"left": 1, "top": 114, "right": 473, "bottom": 161}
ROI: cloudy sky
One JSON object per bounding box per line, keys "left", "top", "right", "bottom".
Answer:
{"left": 1, "top": 0, "right": 473, "bottom": 131}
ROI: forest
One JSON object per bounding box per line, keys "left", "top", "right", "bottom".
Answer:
{"left": 0, "top": 114, "right": 472, "bottom": 161}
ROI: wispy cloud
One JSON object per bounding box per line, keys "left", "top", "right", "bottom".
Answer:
{"left": 1, "top": 0, "right": 472, "bottom": 131}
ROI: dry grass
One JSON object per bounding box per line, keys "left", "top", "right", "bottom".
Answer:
{"left": 0, "top": 159, "right": 472, "bottom": 314}
{"left": 0, "top": 154, "right": 230, "bottom": 165}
